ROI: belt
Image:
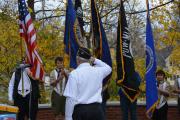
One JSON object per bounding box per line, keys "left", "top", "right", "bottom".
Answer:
{"left": 75, "top": 102, "right": 101, "bottom": 108}
{"left": 18, "top": 89, "right": 30, "bottom": 92}
{"left": 18, "top": 89, "right": 31, "bottom": 97}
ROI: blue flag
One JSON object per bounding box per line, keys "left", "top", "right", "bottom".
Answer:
{"left": 91, "top": 0, "right": 112, "bottom": 86}
{"left": 64, "top": 4, "right": 70, "bottom": 54}
{"left": 64, "top": 0, "right": 85, "bottom": 68}
{"left": 146, "top": 1, "right": 158, "bottom": 118}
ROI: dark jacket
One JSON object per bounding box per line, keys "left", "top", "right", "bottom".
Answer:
{"left": 13, "top": 68, "right": 40, "bottom": 101}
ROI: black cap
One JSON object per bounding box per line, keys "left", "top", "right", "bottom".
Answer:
{"left": 77, "top": 47, "right": 91, "bottom": 60}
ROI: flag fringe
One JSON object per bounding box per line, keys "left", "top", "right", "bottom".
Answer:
{"left": 146, "top": 100, "right": 159, "bottom": 119}
{"left": 121, "top": 87, "right": 140, "bottom": 103}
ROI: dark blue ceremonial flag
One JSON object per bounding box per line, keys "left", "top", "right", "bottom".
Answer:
{"left": 145, "top": 0, "right": 158, "bottom": 118}
{"left": 64, "top": 4, "right": 69, "bottom": 54}
{"left": 64, "top": 0, "right": 85, "bottom": 68}
{"left": 91, "top": 0, "right": 112, "bottom": 86}
{"left": 116, "top": 0, "right": 139, "bottom": 102}
{"left": 75, "top": 0, "right": 85, "bottom": 38}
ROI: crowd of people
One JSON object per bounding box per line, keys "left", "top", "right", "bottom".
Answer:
{"left": 8, "top": 47, "right": 180, "bottom": 120}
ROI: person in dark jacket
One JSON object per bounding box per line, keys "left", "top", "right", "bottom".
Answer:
{"left": 8, "top": 63, "right": 40, "bottom": 120}
{"left": 118, "top": 71, "right": 141, "bottom": 120}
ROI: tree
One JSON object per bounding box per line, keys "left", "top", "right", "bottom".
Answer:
{"left": 0, "top": 11, "right": 21, "bottom": 102}
{"left": 151, "top": 0, "right": 180, "bottom": 70}
{"left": 27, "top": 0, "right": 35, "bottom": 20}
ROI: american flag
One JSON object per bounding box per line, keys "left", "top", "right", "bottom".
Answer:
{"left": 18, "top": 0, "right": 44, "bottom": 80}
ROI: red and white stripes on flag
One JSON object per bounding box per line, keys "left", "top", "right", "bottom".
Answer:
{"left": 19, "top": 0, "right": 44, "bottom": 81}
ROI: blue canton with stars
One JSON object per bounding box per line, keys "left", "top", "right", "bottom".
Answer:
{"left": 19, "top": 0, "right": 29, "bottom": 21}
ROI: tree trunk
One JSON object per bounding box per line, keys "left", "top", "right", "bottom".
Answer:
{"left": 27, "top": 0, "right": 35, "bottom": 20}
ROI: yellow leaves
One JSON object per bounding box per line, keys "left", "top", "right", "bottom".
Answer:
{"left": 134, "top": 58, "right": 145, "bottom": 79}
{"left": 134, "top": 58, "right": 146, "bottom": 92}
{"left": 170, "top": 47, "right": 180, "bottom": 65}
{"left": 0, "top": 12, "right": 66, "bottom": 81}
{"left": 36, "top": 23, "right": 65, "bottom": 73}
{"left": 28, "top": 7, "right": 33, "bottom": 14}
{"left": 139, "top": 82, "right": 145, "bottom": 92}
{"left": 159, "top": 15, "right": 164, "bottom": 23}
{"left": 54, "top": 8, "right": 64, "bottom": 16}
{"left": 170, "top": 20, "right": 177, "bottom": 28}
{"left": 98, "top": 0, "right": 105, "bottom": 4}
{"left": 0, "top": 15, "right": 21, "bottom": 79}
{"left": 151, "top": 0, "right": 179, "bottom": 54}
{"left": 64, "top": 54, "right": 70, "bottom": 68}
{"left": 163, "top": 22, "right": 169, "bottom": 30}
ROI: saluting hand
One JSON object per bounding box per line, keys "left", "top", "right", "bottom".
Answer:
{"left": 90, "top": 57, "right": 95, "bottom": 63}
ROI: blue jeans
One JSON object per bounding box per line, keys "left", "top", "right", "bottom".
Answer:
{"left": 120, "top": 93, "right": 137, "bottom": 120}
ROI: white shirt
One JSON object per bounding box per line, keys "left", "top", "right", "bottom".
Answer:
{"left": 156, "top": 81, "right": 169, "bottom": 109}
{"left": 178, "top": 78, "right": 180, "bottom": 86}
{"left": 8, "top": 68, "right": 31, "bottom": 101}
{"left": 174, "top": 78, "right": 180, "bottom": 98}
{"left": 64, "top": 58, "right": 112, "bottom": 120}
{"left": 50, "top": 69, "right": 67, "bottom": 95}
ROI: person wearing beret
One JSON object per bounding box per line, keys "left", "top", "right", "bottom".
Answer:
{"left": 63, "top": 47, "right": 112, "bottom": 120}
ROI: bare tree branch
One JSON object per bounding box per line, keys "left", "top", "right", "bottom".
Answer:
{"left": 127, "top": 0, "right": 174, "bottom": 14}
{"left": 35, "top": 9, "right": 66, "bottom": 15}
{"left": 37, "top": 15, "right": 64, "bottom": 21}
{"left": 101, "top": 0, "right": 174, "bottom": 18}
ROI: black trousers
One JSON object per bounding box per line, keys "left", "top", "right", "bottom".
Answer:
{"left": 120, "top": 93, "right": 137, "bottom": 120}
{"left": 72, "top": 103, "right": 105, "bottom": 120}
{"left": 178, "top": 97, "right": 180, "bottom": 114}
{"left": 14, "top": 93, "right": 38, "bottom": 120}
{"left": 152, "top": 102, "right": 168, "bottom": 120}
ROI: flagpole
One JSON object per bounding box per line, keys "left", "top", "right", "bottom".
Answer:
{"left": 91, "top": 25, "right": 95, "bottom": 57}
{"left": 19, "top": 0, "right": 25, "bottom": 99}
{"left": 146, "top": 0, "right": 149, "bottom": 17}
{"left": 90, "top": 0, "right": 95, "bottom": 57}
{"left": 63, "top": 0, "right": 67, "bottom": 68}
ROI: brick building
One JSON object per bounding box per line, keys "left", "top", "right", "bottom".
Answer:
{"left": 37, "top": 101, "right": 180, "bottom": 120}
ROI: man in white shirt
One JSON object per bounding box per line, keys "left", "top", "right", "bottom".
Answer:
{"left": 50, "top": 57, "right": 69, "bottom": 119}
{"left": 8, "top": 63, "right": 40, "bottom": 120}
{"left": 64, "top": 47, "right": 112, "bottom": 120}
